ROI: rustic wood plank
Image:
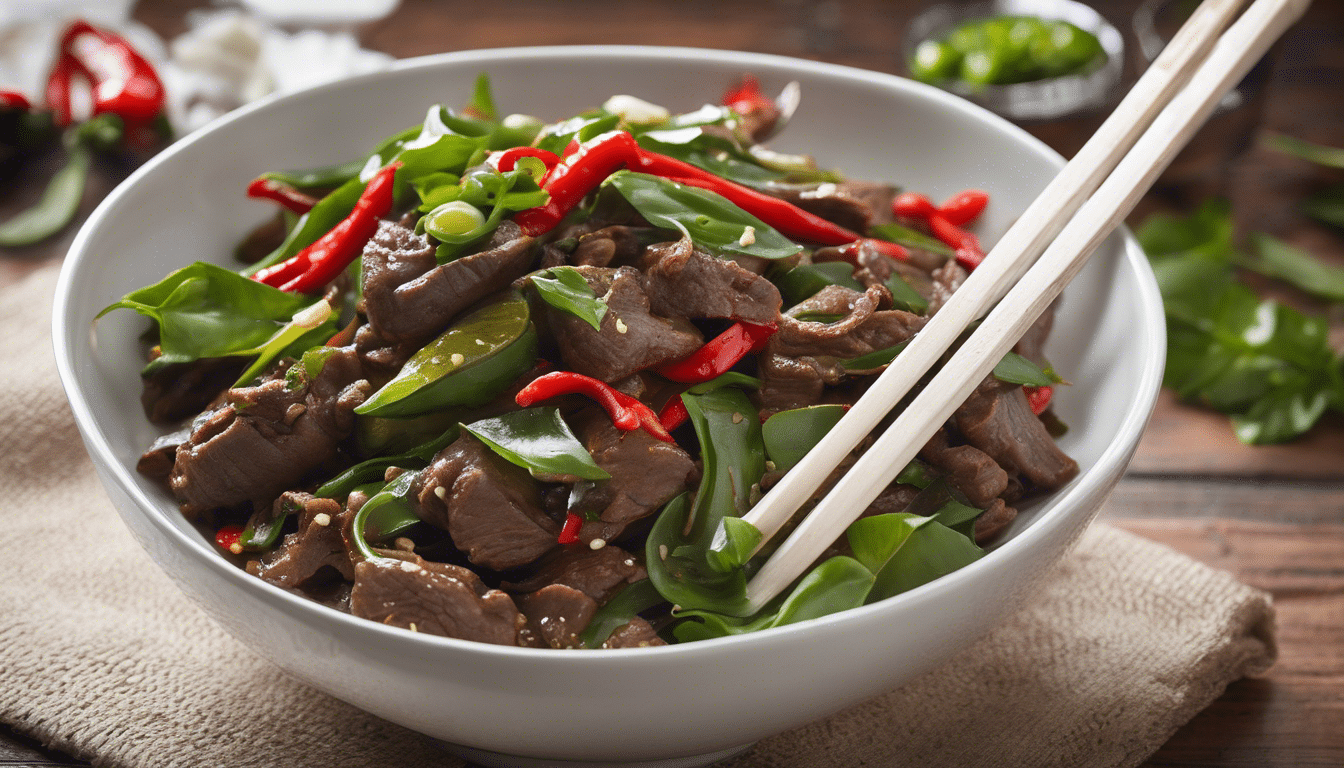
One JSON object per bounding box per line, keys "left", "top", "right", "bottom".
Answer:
{"left": 1108, "top": 474, "right": 1344, "bottom": 524}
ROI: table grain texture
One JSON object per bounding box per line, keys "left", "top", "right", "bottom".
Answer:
{"left": 2, "top": 1, "right": 1340, "bottom": 766}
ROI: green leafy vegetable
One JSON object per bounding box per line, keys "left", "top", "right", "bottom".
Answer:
{"left": 98, "top": 261, "right": 323, "bottom": 374}
{"left": 469, "top": 72, "right": 497, "bottom": 121}
{"left": 463, "top": 408, "right": 611, "bottom": 481}
{"left": 350, "top": 471, "right": 425, "bottom": 560}
{"left": 527, "top": 267, "right": 608, "bottom": 331}
{"left": 761, "top": 405, "right": 847, "bottom": 472}
{"left": 605, "top": 171, "right": 802, "bottom": 261}
{"left": 636, "top": 127, "right": 784, "bottom": 188}
{"left": 1302, "top": 184, "right": 1344, "bottom": 229}
{"left": 233, "top": 299, "right": 335, "bottom": 386}
{"left": 840, "top": 340, "right": 909, "bottom": 372}
{"left": 317, "top": 425, "right": 460, "bottom": 500}
{"left": 1238, "top": 233, "right": 1344, "bottom": 302}
{"left": 870, "top": 222, "right": 955, "bottom": 257}
{"left": 991, "top": 351, "right": 1057, "bottom": 387}
{"left": 1138, "top": 201, "right": 1344, "bottom": 444}
{"left": 1263, "top": 134, "right": 1344, "bottom": 169}
{"left": 775, "top": 262, "right": 863, "bottom": 306}
{"left": 579, "top": 580, "right": 666, "bottom": 648}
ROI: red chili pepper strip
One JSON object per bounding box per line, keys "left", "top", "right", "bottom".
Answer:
{"left": 557, "top": 512, "right": 583, "bottom": 545}
{"left": 722, "top": 74, "right": 773, "bottom": 115}
{"left": 658, "top": 397, "right": 690, "bottom": 433}
{"left": 247, "top": 177, "right": 319, "bottom": 215}
{"left": 493, "top": 146, "right": 561, "bottom": 173}
{"left": 215, "top": 525, "right": 244, "bottom": 554}
{"left": 45, "top": 56, "right": 77, "bottom": 127}
{"left": 927, "top": 214, "right": 986, "bottom": 270}
{"left": 513, "top": 131, "right": 640, "bottom": 236}
{"left": 1025, "top": 385, "right": 1053, "bottom": 416}
{"left": 655, "top": 322, "right": 776, "bottom": 383}
{"left": 938, "top": 189, "right": 989, "bottom": 226}
{"left": 515, "top": 371, "right": 675, "bottom": 443}
{"left": 253, "top": 161, "right": 401, "bottom": 293}
{"left": 0, "top": 91, "right": 30, "bottom": 111}
{"left": 892, "top": 192, "right": 937, "bottom": 220}
{"left": 56, "top": 20, "right": 166, "bottom": 126}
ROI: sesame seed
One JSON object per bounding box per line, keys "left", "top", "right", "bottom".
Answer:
{"left": 228, "top": 543, "right": 243, "bottom": 555}
{"left": 394, "top": 537, "right": 415, "bottom": 552}
{"left": 450, "top": 353, "right": 465, "bottom": 366}
{"left": 732, "top": 412, "right": 744, "bottom": 424}
{"left": 659, "top": 544, "right": 668, "bottom": 560}
{"left": 400, "top": 560, "right": 421, "bottom": 573}
{"left": 589, "top": 538, "right": 607, "bottom": 550}
{"left": 476, "top": 338, "right": 486, "bottom": 345}
{"left": 765, "top": 460, "right": 776, "bottom": 471}
{"left": 409, "top": 622, "right": 419, "bottom": 632}
{"left": 433, "top": 486, "right": 447, "bottom": 501}
{"left": 312, "top": 512, "right": 331, "bottom": 527}
{"left": 624, "top": 559, "right": 635, "bottom": 567}
{"left": 615, "top": 318, "right": 628, "bottom": 334}
{"left": 738, "top": 226, "right": 756, "bottom": 246}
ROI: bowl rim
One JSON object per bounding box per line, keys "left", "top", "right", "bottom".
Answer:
{"left": 52, "top": 43, "right": 1166, "bottom": 662}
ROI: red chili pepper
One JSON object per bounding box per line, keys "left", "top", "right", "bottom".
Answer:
{"left": 557, "top": 512, "right": 583, "bottom": 545}
{"left": 215, "top": 525, "right": 244, "bottom": 554}
{"left": 0, "top": 91, "right": 30, "bottom": 111}
{"left": 515, "top": 371, "right": 674, "bottom": 443}
{"left": 722, "top": 74, "right": 773, "bottom": 116}
{"left": 892, "top": 192, "right": 937, "bottom": 220}
{"left": 827, "top": 238, "right": 910, "bottom": 265}
{"left": 253, "top": 161, "right": 401, "bottom": 293}
{"left": 1024, "top": 385, "right": 1053, "bottom": 416}
{"left": 658, "top": 397, "right": 690, "bottom": 433}
{"left": 938, "top": 189, "right": 989, "bottom": 225}
{"left": 893, "top": 191, "right": 985, "bottom": 270}
{"left": 247, "top": 177, "right": 319, "bottom": 215}
{"left": 45, "top": 57, "right": 77, "bottom": 127}
{"left": 492, "top": 146, "right": 561, "bottom": 173}
{"left": 49, "top": 20, "right": 165, "bottom": 131}
{"left": 656, "top": 322, "right": 776, "bottom": 383}
{"left": 513, "top": 131, "right": 640, "bottom": 236}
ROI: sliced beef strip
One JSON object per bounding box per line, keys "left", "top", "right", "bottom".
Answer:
{"left": 927, "top": 259, "right": 968, "bottom": 316}
{"left": 572, "top": 226, "right": 654, "bottom": 267}
{"left": 137, "top": 426, "right": 190, "bottom": 483}
{"left": 360, "top": 218, "right": 535, "bottom": 350}
{"left": 641, "top": 236, "right": 782, "bottom": 325}
{"left": 140, "top": 356, "right": 248, "bottom": 424}
{"left": 861, "top": 483, "right": 922, "bottom": 518}
{"left": 414, "top": 434, "right": 559, "bottom": 570}
{"left": 565, "top": 408, "right": 696, "bottom": 543}
{"left": 168, "top": 347, "right": 369, "bottom": 519}
{"left": 918, "top": 429, "right": 1009, "bottom": 509}
{"left": 953, "top": 375, "right": 1079, "bottom": 492}
{"left": 603, "top": 616, "right": 667, "bottom": 648}
{"left": 762, "top": 180, "right": 897, "bottom": 233}
{"left": 772, "top": 284, "right": 925, "bottom": 360}
{"left": 506, "top": 544, "right": 647, "bottom": 604}
{"left": 973, "top": 498, "right": 1018, "bottom": 544}
{"left": 350, "top": 553, "right": 524, "bottom": 645}
{"left": 516, "top": 584, "right": 597, "bottom": 649}
{"left": 813, "top": 240, "right": 939, "bottom": 306}
{"left": 1013, "top": 298, "right": 1058, "bottom": 368}
{"left": 756, "top": 351, "right": 826, "bottom": 413}
{"left": 544, "top": 266, "right": 703, "bottom": 382}
{"left": 255, "top": 493, "right": 353, "bottom": 588}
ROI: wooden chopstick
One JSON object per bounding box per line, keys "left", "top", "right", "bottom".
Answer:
{"left": 735, "top": 0, "right": 1247, "bottom": 559}
{"left": 741, "top": 0, "right": 1312, "bottom": 613}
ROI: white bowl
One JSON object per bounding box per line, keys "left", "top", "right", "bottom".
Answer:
{"left": 53, "top": 46, "right": 1164, "bottom": 765}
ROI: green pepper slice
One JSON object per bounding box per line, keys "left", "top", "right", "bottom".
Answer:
{"left": 356, "top": 292, "right": 538, "bottom": 418}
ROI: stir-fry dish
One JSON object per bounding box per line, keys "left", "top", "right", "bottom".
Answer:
{"left": 106, "top": 75, "right": 1078, "bottom": 649}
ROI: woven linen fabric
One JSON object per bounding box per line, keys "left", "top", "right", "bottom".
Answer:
{"left": 0, "top": 263, "right": 1275, "bottom": 768}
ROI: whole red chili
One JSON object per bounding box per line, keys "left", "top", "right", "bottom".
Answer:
{"left": 557, "top": 512, "right": 583, "bottom": 545}
{"left": 658, "top": 397, "right": 690, "bottom": 433}
{"left": 939, "top": 189, "right": 989, "bottom": 225}
{"left": 1025, "top": 385, "right": 1053, "bottom": 416}
{"left": 892, "top": 192, "right": 937, "bottom": 220}
{"left": 48, "top": 20, "right": 166, "bottom": 133}
{"left": 0, "top": 91, "right": 30, "bottom": 111}
{"left": 215, "top": 525, "right": 245, "bottom": 554}
{"left": 253, "top": 161, "right": 400, "bottom": 293}
{"left": 513, "top": 130, "right": 640, "bottom": 236}
{"left": 655, "top": 322, "right": 776, "bottom": 383}
{"left": 892, "top": 191, "right": 986, "bottom": 270}
{"left": 515, "top": 371, "right": 674, "bottom": 443}
{"left": 247, "top": 177, "right": 319, "bottom": 215}
{"left": 722, "top": 74, "right": 773, "bottom": 116}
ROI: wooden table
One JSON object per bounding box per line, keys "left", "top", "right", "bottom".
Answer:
{"left": 2, "top": 1, "right": 1340, "bottom": 765}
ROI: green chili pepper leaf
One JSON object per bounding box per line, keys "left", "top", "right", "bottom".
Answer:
{"left": 98, "top": 261, "right": 321, "bottom": 373}
{"left": 761, "top": 404, "right": 847, "bottom": 472}
{"left": 645, "top": 493, "right": 751, "bottom": 615}
{"left": 636, "top": 128, "right": 784, "bottom": 188}
{"left": 527, "top": 267, "right": 609, "bottom": 331}
{"left": 351, "top": 471, "right": 424, "bottom": 560}
{"left": 244, "top": 175, "right": 366, "bottom": 275}
{"left": 774, "top": 262, "right": 863, "bottom": 307}
{"left": 357, "top": 293, "right": 538, "bottom": 418}
{"left": 895, "top": 459, "right": 935, "bottom": 489}
{"left": 1302, "top": 183, "right": 1344, "bottom": 229}
{"left": 233, "top": 300, "right": 335, "bottom": 387}
{"left": 1263, "top": 134, "right": 1344, "bottom": 169}
{"left": 840, "top": 340, "right": 910, "bottom": 372}
{"left": 885, "top": 272, "right": 930, "bottom": 314}
{"left": 992, "top": 351, "right": 1056, "bottom": 386}
{"left": 533, "top": 112, "right": 609, "bottom": 155}
{"left": 869, "top": 222, "right": 955, "bottom": 257}
{"left": 0, "top": 144, "right": 90, "bottom": 246}
{"left": 605, "top": 171, "right": 802, "bottom": 260}
{"left": 318, "top": 425, "right": 460, "bottom": 499}
{"left": 579, "top": 580, "right": 667, "bottom": 648}
{"left": 1231, "top": 381, "right": 1332, "bottom": 445}
{"left": 464, "top": 407, "right": 611, "bottom": 481}
{"left": 847, "top": 513, "right": 982, "bottom": 603}
{"left": 687, "top": 371, "right": 761, "bottom": 395}
{"left": 1236, "top": 233, "right": 1344, "bottom": 302}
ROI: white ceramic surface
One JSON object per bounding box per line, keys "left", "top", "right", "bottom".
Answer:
{"left": 53, "top": 46, "right": 1165, "bottom": 763}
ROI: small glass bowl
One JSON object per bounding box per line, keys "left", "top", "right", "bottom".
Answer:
{"left": 903, "top": 0, "right": 1125, "bottom": 123}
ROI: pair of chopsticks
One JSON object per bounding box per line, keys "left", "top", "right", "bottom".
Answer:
{"left": 739, "top": 0, "right": 1312, "bottom": 614}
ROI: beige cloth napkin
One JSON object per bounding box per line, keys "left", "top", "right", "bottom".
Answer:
{"left": 0, "top": 263, "right": 1276, "bottom": 768}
